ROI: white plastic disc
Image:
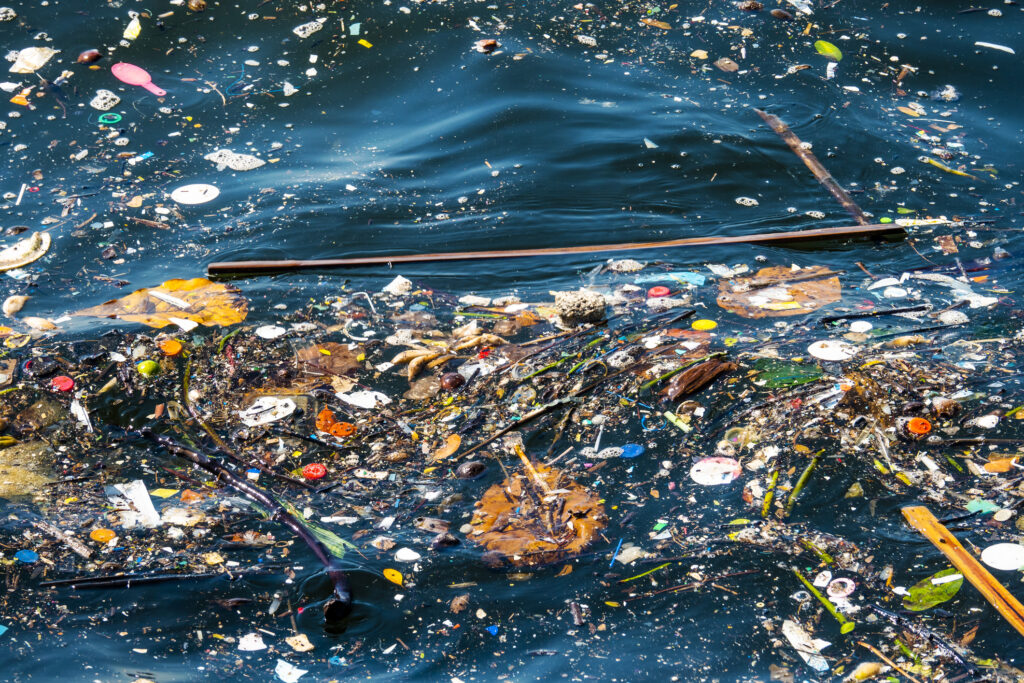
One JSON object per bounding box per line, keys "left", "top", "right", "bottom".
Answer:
{"left": 255, "top": 325, "right": 287, "bottom": 339}
{"left": 808, "top": 340, "right": 858, "bottom": 362}
{"left": 170, "top": 183, "right": 220, "bottom": 205}
{"left": 981, "top": 543, "right": 1024, "bottom": 571}
{"left": 849, "top": 320, "right": 873, "bottom": 333}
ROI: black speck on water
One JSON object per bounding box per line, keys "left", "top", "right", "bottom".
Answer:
{"left": 2, "top": 0, "right": 1024, "bottom": 680}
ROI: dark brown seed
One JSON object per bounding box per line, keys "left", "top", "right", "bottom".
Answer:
{"left": 187, "top": 0, "right": 207, "bottom": 11}
{"left": 440, "top": 372, "right": 465, "bottom": 390}
{"left": 77, "top": 49, "right": 103, "bottom": 64}
{"left": 455, "top": 461, "right": 486, "bottom": 479}
{"left": 770, "top": 8, "right": 793, "bottom": 19}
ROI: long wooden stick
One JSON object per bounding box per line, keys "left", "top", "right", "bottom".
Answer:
{"left": 207, "top": 222, "right": 902, "bottom": 275}
{"left": 754, "top": 108, "right": 869, "bottom": 226}
{"left": 902, "top": 505, "right": 1024, "bottom": 638}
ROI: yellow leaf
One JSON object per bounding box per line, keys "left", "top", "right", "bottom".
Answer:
{"left": 383, "top": 568, "right": 403, "bottom": 586}
{"left": 898, "top": 106, "right": 921, "bottom": 117}
{"left": 556, "top": 565, "right": 573, "bottom": 577}
{"left": 793, "top": 444, "right": 810, "bottom": 454}
{"left": 73, "top": 278, "right": 248, "bottom": 329}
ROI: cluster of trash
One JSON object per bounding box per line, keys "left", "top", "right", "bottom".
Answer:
{"left": 1, "top": 241, "right": 1023, "bottom": 679}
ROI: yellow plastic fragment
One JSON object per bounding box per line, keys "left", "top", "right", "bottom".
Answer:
{"left": 358, "top": 39, "right": 373, "bottom": 48}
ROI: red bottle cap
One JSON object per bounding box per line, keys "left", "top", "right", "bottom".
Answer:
{"left": 647, "top": 286, "right": 671, "bottom": 298}
{"left": 302, "top": 463, "right": 327, "bottom": 480}
{"left": 50, "top": 375, "right": 74, "bottom": 392}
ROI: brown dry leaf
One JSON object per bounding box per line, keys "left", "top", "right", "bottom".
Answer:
{"left": 640, "top": 18, "right": 671, "bottom": 30}
{"left": 556, "top": 564, "right": 573, "bottom": 577}
{"left": 717, "top": 266, "right": 841, "bottom": 319}
{"left": 714, "top": 57, "right": 739, "bottom": 72}
{"left": 431, "top": 434, "right": 462, "bottom": 461}
{"left": 467, "top": 464, "right": 607, "bottom": 567}
{"left": 73, "top": 278, "right": 248, "bottom": 329}
{"left": 450, "top": 594, "right": 470, "bottom": 614}
{"left": 296, "top": 342, "right": 362, "bottom": 377}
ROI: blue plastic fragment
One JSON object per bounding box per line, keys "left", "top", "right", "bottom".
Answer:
{"left": 329, "top": 655, "right": 345, "bottom": 666}
{"left": 485, "top": 625, "right": 499, "bottom": 636}
{"left": 14, "top": 549, "right": 38, "bottom": 563}
{"left": 619, "top": 444, "right": 645, "bottom": 459}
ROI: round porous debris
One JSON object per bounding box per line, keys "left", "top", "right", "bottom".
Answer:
{"left": 735, "top": 196, "right": 759, "bottom": 207}
{"left": 939, "top": 310, "right": 969, "bottom": 325}
{"left": 808, "top": 339, "right": 858, "bottom": 361}
{"left": 980, "top": 543, "right": 1024, "bottom": 571}
{"left": 689, "top": 457, "right": 742, "bottom": 485}
{"left": 170, "top": 184, "right": 221, "bottom": 205}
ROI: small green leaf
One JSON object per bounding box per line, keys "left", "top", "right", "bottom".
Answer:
{"left": 814, "top": 40, "right": 843, "bottom": 62}
{"left": 902, "top": 567, "right": 963, "bottom": 611}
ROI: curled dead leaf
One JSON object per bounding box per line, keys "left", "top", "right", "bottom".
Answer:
{"left": 467, "top": 464, "right": 606, "bottom": 566}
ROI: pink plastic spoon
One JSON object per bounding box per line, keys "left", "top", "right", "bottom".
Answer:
{"left": 111, "top": 62, "right": 166, "bottom": 97}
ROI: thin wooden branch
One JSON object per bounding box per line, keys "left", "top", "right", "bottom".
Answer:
{"left": 754, "top": 108, "right": 869, "bottom": 225}
{"left": 207, "top": 222, "right": 903, "bottom": 275}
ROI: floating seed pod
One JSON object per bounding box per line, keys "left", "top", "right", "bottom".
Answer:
{"left": 456, "top": 460, "right": 486, "bottom": 479}
{"left": 77, "top": 49, "right": 103, "bottom": 64}
{"left": 440, "top": 371, "right": 465, "bottom": 390}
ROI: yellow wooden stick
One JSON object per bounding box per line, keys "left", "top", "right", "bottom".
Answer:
{"left": 902, "top": 505, "right": 1024, "bottom": 638}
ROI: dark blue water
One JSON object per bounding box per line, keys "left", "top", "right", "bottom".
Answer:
{"left": 3, "top": 0, "right": 1024, "bottom": 680}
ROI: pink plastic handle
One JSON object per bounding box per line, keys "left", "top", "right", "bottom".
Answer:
{"left": 141, "top": 81, "right": 166, "bottom": 97}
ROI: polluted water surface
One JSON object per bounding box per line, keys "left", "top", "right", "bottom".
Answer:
{"left": 1, "top": 0, "right": 1024, "bottom": 682}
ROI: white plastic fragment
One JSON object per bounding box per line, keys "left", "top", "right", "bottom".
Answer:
{"left": 336, "top": 390, "right": 392, "bottom": 409}
{"left": 274, "top": 658, "right": 308, "bottom": 683}
{"left": 734, "top": 196, "right": 759, "bottom": 207}
{"left": 108, "top": 479, "right": 162, "bottom": 528}
{"left": 7, "top": 47, "right": 58, "bottom": 74}
{"left": 394, "top": 547, "right": 422, "bottom": 562}
{"left": 781, "top": 619, "right": 829, "bottom": 672}
{"left": 238, "top": 633, "right": 268, "bottom": 651}
{"left": 0, "top": 8, "right": 16, "bottom": 21}
{"left": 238, "top": 397, "right": 297, "bottom": 426}
{"left": 975, "top": 41, "right": 1015, "bottom": 54}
